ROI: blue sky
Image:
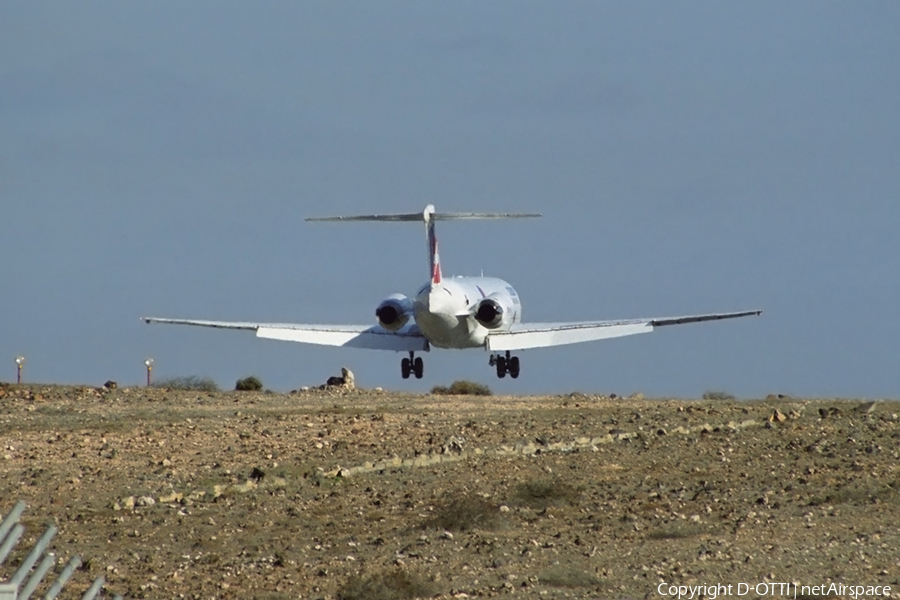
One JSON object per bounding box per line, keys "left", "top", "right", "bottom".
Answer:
{"left": 2, "top": 3, "right": 898, "bottom": 397}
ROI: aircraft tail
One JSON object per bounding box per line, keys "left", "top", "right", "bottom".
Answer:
{"left": 307, "top": 205, "right": 541, "bottom": 283}
{"left": 426, "top": 208, "right": 441, "bottom": 284}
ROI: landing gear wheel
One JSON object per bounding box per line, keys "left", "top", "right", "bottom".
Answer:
{"left": 413, "top": 357, "right": 424, "bottom": 379}
{"left": 496, "top": 356, "right": 507, "bottom": 378}
{"left": 401, "top": 358, "right": 411, "bottom": 379}
{"left": 509, "top": 356, "right": 520, "bottom": 379}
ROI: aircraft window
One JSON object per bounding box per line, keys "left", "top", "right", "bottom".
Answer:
{"left": 506, "top": 286, "right": 518, "bottom": 297}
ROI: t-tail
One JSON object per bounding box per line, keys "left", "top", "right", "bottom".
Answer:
{"left": 307, "top": 205, "right": 541, "bottom": 282}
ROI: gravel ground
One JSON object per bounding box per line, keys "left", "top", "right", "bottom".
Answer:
{"left": 1, "top": 383, "right": 899, "bottom": 599}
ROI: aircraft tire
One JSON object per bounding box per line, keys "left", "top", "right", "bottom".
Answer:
{"left": 496, "top": 356, "right": 507, "bottom": 378}
{"left": 413, "top": 357, "right": 424, "bottom": 379}
{"left": 401, "top": 358, "right": 411, "bottom": 379}
{"left": 509, "top": 356, "right": 520, "bottom": 379}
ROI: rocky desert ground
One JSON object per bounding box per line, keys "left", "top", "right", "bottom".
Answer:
{"left": 1, "top": 382, "right": 899, "bottom": 600}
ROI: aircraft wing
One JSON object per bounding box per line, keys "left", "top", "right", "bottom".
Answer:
{"left": 486, "top": 310, "right": 762, "bottom": 351}
{"left": 142, "top": 318, "right": 429, "bottom": 352}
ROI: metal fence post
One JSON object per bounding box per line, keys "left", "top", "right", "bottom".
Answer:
{"left": 0, "top": 502, "right": 123, "bottom": 600}
{"left": 42, "top": 556, "right": 80, "bottom": 600}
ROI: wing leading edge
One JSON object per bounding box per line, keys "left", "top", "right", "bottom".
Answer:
{"left": 142, "top": 317, "right": 429, "bottom": 352}
{"left": 486, "top": 310, "right": 762, "bottom": 351}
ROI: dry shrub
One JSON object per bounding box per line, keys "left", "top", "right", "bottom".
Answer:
{"left": 431, "top": 380, "right": 491, "bottom": 396}
{"left": 512, "top": 478, "right": 581, "bottom": 509}
{"left": 702, "top": 390, "right": 736, "bottom": 400}
{"left": 423, "top": 494, "right": 503, "bottom": 532}
{"left": 538, "top": 566, "right": 603, "bottom": 588}
{"left": 646, "top": 523, "right": 707, "bottom": 540}
{"left": 337, "top": 568, "right": 436, "bottom": 600}
{"left": 809, "top": 481, "right": 899, "bottom": 507}
{"left": 153, "top": 376, "right": 219, "bottom": 393}
{"left": 235, "top": 376, "right": 263, "bottom": 391}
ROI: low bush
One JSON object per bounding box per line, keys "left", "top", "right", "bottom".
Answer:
{"left": 430, "top": 380, "right": 491, "bottom": 396}
{"left": 702, "top": 390, "right": 736, "bottom": 401}
{"left": 423, "top": 494, "right": 503, "bottom": 532}
{"left": 645, "top": 523, "right": 708, "bottom": 540}
{"left": 538, "top": 566, "right": 603, "bottom": 589}
{"left": 512, "top": 478, "right": 581, "bottom": 509}
{"left": 337, "top": 569, "right": 436, "bottom": 600}
{"left": 152, "top": 376, "right": 219, "bottom": 393}
{"left": 235, "top": 376, "right": 263, "bottom": 391}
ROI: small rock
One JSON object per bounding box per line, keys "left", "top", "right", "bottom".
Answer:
{"left": 137, "top": 496, "right": 155, "bottom": 507}
{"left": 342, "top": 367, "right": 355, "bottom": 390}
{"left": 855, "top": 401, "right": 877, "bottom": 414}
{"left": 159, "top": 492, "right": 183, "bottom": 504}
{"left": 442, "top": 436, "right": 466, "bottom": 454}
{"left": 103, "top": 380, "right": 117, "bottom": 390}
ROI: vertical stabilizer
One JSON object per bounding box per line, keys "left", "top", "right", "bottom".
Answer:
{"left": 424, "top": 205, "right": 442, "bottom": 284}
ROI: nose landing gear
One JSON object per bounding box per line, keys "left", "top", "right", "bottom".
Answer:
{"left": 401, "top": 351, "right": 424, "bottom": 379}
{"left": 489, "top": 351, "right": 520, "bottom": 379}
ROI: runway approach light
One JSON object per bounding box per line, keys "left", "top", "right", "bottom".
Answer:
{"left": 144, "top": 358, "right": 154, "bottom": 386}
{"left": 15, "top": 356, "right": 25, "bottom": 384}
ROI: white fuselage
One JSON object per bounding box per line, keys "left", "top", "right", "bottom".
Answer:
{"left": 413, "top": 276, "right": 521, "bottom": 349}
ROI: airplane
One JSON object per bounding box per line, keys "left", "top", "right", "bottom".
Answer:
{"left": 143, "top": 205, "right": 761, "bottom": 379}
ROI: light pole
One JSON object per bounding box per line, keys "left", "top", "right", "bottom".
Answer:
{"left": 15, "top": 356, "right": 25, "bottom": 384}
{"left": 144, "top": 358, "right": 154, "bottom": 387}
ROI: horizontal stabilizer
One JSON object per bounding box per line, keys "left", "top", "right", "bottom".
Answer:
{"left": 306, "top": 209, "right": 541, "bottom": 223}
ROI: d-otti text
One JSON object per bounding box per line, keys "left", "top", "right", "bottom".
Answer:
{"left": 658, "top": 582, "right": 891, "bottom": 599}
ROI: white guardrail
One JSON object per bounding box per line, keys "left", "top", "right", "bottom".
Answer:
{"left": 0, "top": 501, "right": 122, "bottom": 600}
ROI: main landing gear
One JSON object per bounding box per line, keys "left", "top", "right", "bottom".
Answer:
{"left": 489, "top": 351, "right": 520, "bottom": 379}
{"left": 401, "top": 351, "right": 424, "bottom": 379}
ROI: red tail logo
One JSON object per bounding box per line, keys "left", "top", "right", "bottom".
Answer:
{"left": 431, "top": 234, "right": 442, "bottom": 284}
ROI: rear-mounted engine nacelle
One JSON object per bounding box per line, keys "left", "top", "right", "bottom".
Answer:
{"left": 475, "top": 297, "right": 505, "bottom": 329}
{"left": 375, "top": 293, "right": 413, "bottom": 332}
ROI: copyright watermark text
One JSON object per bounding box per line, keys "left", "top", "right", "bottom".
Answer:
{"left": 657, "top": 582, "right": 892, "bottom": 599}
